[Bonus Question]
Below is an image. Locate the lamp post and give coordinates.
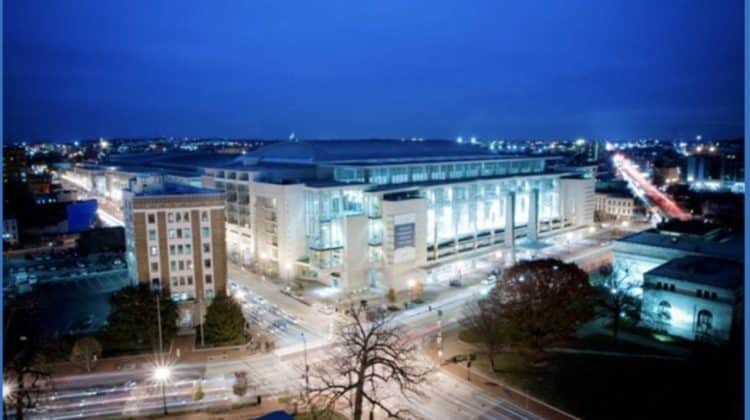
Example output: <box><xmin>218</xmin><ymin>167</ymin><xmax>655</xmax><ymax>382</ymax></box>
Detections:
<box><xmin>407</xmin><ymin>279</ymin><xmax>416</xmax><ymax>302</ymax></box>
<box><xmin>301</xmin><ymin>333</ymin><xmax>309</xmax><ymax>396</ymax></box>
<box><xmin>3</xmin><ymin>382</ymin><xmax>12</xmax><ymax>420</ymax></box>
<box><xmin>153</xmin><ymin>366</ymin><xmax>171</xmax><ymax>415</ymax></box>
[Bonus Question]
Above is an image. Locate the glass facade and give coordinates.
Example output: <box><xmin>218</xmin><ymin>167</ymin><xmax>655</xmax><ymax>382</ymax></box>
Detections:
<box><xmin>331</xmin><ymin>158</ymin><xmax>547</xmax><ymax>185</ymax></box>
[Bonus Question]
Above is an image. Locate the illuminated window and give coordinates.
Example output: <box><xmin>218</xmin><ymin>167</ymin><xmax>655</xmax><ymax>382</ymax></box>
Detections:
<box><xmin>696</xmin><ymin>310</ymin><xmax>712</xmax><ymax>334</ymax></box>
<box><xmin>149</xmin><ymin>246</ymin><xmax>158</xmax><ymax>256</ymax></box>
<box><xmin>657</xmin><ymin>301</ymin><xmax>671</xmax><ymax>322</ymax></box>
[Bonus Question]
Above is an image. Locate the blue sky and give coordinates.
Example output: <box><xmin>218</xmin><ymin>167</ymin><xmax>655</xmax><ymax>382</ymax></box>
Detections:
<box><xmin>3</xmin><ymin>0</ymin><xmax>744</xmax><ymax>142</ymax></box>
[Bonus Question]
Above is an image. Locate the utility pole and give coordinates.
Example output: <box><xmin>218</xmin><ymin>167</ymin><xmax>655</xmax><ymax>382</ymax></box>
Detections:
<box><xmin>199</xmin><ymin>299</ymin><xmax>205</xmax><ymax>348</ymax></box>
<box><xmin>301</xmin><ymin>332</ymin><xmax>309</xmax><ymax>396</ymax></box>
<box><xmin>156</xmin><ymin>292</ymin><xmax>163</xmax><ymax>354</ymax></box>
<box><xmin>437</xmin><ymin>309</ymin><xmax>444</xmax><ymax>361</ymax></box>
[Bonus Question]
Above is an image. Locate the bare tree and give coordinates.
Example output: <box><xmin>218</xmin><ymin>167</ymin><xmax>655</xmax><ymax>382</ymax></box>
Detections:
<box><xmin>4</xmin><ymin>297</ymin><xmax>53</xmax><ymax>419</ymax></box>
<box><xmin>461</xmin><ymin>292</ymin><xmax>515</xmax><ymax>371</ymax></box>
<box><xmin>308</xmin><ymin>304</ymin><xmax>431</xmax><ymax>420</ymax></box>
<box><xmin>598</xmin><ymin>261</ymin><xmax>641</xmax><ymax>340</ymax></box>
<box><xmin>70</xmin><ymin>336</ymin><xmax>102</xmax><ymax>373</ymax></box>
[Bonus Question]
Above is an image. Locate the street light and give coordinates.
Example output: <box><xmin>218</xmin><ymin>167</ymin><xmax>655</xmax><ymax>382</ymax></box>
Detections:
<box><xmin>407</xmin><ymin>279</ymin><xmax>416</xmax><ymax>302</ymax></box>
<box><xmin>153</xmin><ymin>366</ymin><xmax>171</xmax><ymax>415</ymax></box>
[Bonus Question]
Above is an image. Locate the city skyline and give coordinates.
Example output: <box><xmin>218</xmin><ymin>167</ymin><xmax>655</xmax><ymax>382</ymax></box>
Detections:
<box><xmin>4</xmin><ymin>0</ymin><xmax>745</xmax><ymax>142</ymax></box>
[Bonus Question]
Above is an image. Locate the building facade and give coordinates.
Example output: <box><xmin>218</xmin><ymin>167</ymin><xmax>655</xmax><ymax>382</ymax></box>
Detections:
<box><xmin>594</xmin><ymin>192</ymin><xmax>636</xmax><ymax>220</ymax></box>
<box><xmin>123</xmin><ymin>179</ymin><xmax>227</xmax><ymax>328</ymax></box>
<box><xmin>640</xmin><ymin>256</ymin><xmax>742</xmax><ymax>343</ymax></box>
<box><xmin>203</xmin><ymin>140</ymin><xmax>596</xmax><ymax>293</ymax></box>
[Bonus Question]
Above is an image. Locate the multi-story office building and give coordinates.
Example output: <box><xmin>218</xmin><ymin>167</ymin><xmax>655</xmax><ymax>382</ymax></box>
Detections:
<box><xmin>123</xmin><ymin>178</ymin><xmax>227</xmax><ymax>328</ymax></box>
<box><xmin>686</xmin><ymin>147</ymin><xmax>744</xmax><ymax>193</ymax></box>
<box><xmin>202</xmin><ymin>140</ymin><xmax>595</xmax><ymax>292</ymax></box>
<box><xmin>595</xmin><ymin>192</ymin><xmax>636</xmax><ymax>221</ymax></box>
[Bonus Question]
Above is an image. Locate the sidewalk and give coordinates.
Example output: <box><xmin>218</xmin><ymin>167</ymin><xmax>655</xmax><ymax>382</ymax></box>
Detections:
<box><xmin>426</xmin><ymin>330</ymin><xmax>579</xmax><ymax>420</ymax></box>
<box><xmin>47</xmin><ymin>332</ymin><xmax>260</xmax><ymax>378</ymax></box>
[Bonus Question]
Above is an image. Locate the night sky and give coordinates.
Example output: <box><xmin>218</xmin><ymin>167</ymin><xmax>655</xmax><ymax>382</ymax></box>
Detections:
<box><xmin>3</xmin><ymin>0</ymin><xmax>744</xmax><ymax>142</ymax></box>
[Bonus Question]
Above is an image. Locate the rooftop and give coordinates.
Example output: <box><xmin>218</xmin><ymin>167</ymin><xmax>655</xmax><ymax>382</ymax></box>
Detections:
<box><xmin>656</xmin><ymin>220</ymin><xmax>722</xmax><ymax>237</ymax></box>
<box><xmin>130</xmin><ymin>182</ymin><xmax>223</xmax><ymax>197</ymax></box>
<box><xmin>645</xmin><ymin>256</ymin><xmax>743</xmax><ymax>290</ymax></box>
<box><xmin>616</xmin><ymin>228</ymin><xmax>743</xmax><ymax>262</ymax></box>
<box><xmin>237</xmin><ymin>140</ymin><xmax>545</xmax><ymax>166</ymax></box>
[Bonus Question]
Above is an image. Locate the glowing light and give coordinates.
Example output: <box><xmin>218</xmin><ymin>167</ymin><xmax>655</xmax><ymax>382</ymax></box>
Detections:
<box><xmin>709</xmin><ymin>146</ymin><xmax>716</xmax><ymax>152</ymax></box>
<box><xmin>3</xmin><ymin>383</ymin><xmax>11</xmax><ymax>399</ymax></box>
<box><xmin>575</xmin><ymin>138</ymin><xmax>586</xmax><ymax>146</ymax></box>
<box><xmin>153</xmin><ymin>366</ymin><xmax>171</xmax><ymax>382</ymax></box>
<box><xmin>588</xmin><ymin>226</ymin><xmax>596</xmax><ymax>234</ymax></box>
<box><xmin>407</xmin><ymin>279</ymin><xmax>416</xmax><ymax>288</ymax></box>
<box><xmin>456</xmin><ymin>136</ymin><xmax>464</xmax><ymax>144</ymax></box>
<box><xmin>470</xmin><ymin>136</ymin><xmax>477</xmax><ymax>144</ymax></box>
<box><xmin>494</xmin><ymin>251</ymin><xmax>503</xmax><ymax>259</ymax></box>
<box><xmin>284</xmin><ymin>262</ymin><xmax>293</xmax><ymax>271</ymax></box>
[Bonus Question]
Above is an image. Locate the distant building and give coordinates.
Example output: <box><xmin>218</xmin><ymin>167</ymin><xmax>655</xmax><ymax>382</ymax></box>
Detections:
<box><xmin>3</xmin><ymin>218</ymin><xmax>19</xmax><ymax>245</ymax></box>
<box><xmin>641</xmin><ymin>256</ymin><xmax>742</xmax><ymax>343</ymax></box>
<box><xmin>686</xmin><ymin>148</ymin><xmax>744</xmax><ymax>193</ymax></box>
<box><xmin>595</xmin><ymin>192</ymin><xmax>636</xmax><ymax>221</ymax></box>
<box><xmin>3</xmin><ymin>146</ymin><xmax>27</xmax><ymax>184</ymax></box>
<box><xmin>123</xmin><ymin>178</ymin><xmax>227</xmax><ymax>329</ymax></box>
<box><xmin>613</xmin><ymin>220</ymin><xmax>743</xmax><ymax>292</ymax></box>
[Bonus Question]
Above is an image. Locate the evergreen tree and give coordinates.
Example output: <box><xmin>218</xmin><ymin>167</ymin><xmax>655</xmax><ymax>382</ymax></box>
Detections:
<box><xmin>203</xmin><ymin>292</ymin><xmax>246</xmax><ymax>345</ymax></box>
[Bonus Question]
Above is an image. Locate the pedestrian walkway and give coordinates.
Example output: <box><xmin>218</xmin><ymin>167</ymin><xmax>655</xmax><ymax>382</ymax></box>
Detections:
<box><xmin>425</xmin><ymin>329</ymin><xmax>579</xmax><ymax>420</ymax></box>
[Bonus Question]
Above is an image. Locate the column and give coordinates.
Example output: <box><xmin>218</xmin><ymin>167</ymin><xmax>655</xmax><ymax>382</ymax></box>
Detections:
<box><xmin>504</xmin><ymin>192</ymin><xmax>515</xmax><ymax>260</ymax></box>
<box><xmin>528</xmin><ymin>188</ymin><xmax>539</xmax><ymax>242</ymax></box>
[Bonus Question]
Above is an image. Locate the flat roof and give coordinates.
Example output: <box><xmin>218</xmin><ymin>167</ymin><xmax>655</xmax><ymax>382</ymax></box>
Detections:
<box><xmin>237</xmin><ymin>140</ymin><xmax>552</xmax><ymax>165</ymax></box>
<box><xmin>130</xmin><ymin>182</ymin><xmax>222</xmax><ymax>197</ymax></box>
<box><xmin>616</xmin><ymin>229</ymin><xmax>743</xmax><ymax>261</ymax></box>
<box><xmin>645</xmin><ymin>256</ymin><xmax>743</xmax><ymax>290</ymax></box>
<box><xmin>365</xmin><ymin>169</ymin><xmax>568</xmax><ymax>193</ymax></box>
<box><xmin>656</xmin><ymin>220</ymin><xmax>721</xmax><ymax>237</ymax></box>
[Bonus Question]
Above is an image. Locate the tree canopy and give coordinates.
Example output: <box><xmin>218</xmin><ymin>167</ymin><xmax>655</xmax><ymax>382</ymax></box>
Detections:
<box><xmin>496</xmin><ymin>258</ymin><xmax>594</xmax><ymax>352</ymax></box>
<box><xmin>203</xmin><ymin>292</ymin><xmax>246</xmax><ymax>346</ymax></box>
<box><xmin>100</xmin><ymin>284</ymin><xmax>178</xmax><ymax>354</ymax></box>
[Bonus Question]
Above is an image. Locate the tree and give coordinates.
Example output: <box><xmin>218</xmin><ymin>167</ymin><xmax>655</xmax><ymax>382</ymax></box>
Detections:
<box><xmin>413</xmin><ymin>282</ymin><xmax>424</xmax><ymax>300</ymax></box>
<box><xmin>233</xmin><ymin>372</ymin><xmax>249</xmax><ymax>397</ymax></box>
<box><xmin>101</xmin><ymin>284</ymin><xmax>178</xmax><ymax>354</ymax></box>
<box><xmin>496</xmin><ymin>259</ymin><xmax>594</xmax><ymax>353</ymax></box>
<box><xmin>4</xmin><ymin>298</ymin><xmax>52</xmax><ymax>420</ymax></box>
<box><xmin>598</xmin><ymin>261</ymin><xmax>641</xmax><ymax>340</ymax></box>
<box><xmin>203</xmin><ymin>292</ymin><xmax>246</xmax><ymax>346</ymax></box>
<box><xmin>462</xmin><ymin>293</ymin><xmax>517</xmax><ymax>371</ymax></box>
<box><xmin>192</xmin><ymin>381</ymin><xmax>205</xmax><ymax>401</ymax></box>
<box><xmin>69</xmin><ymin>336</ymin><xmax>102</xmax><ymax>373</ymax></box>
<box><xmin>386</xmin><ymin>288</ymin><xmax>397</xmax><ymax>304</ymax></box>
<box><xmin>308</xmin><ymin>303</ymin><xmax>431</xmax><ymax>420</ymax></box>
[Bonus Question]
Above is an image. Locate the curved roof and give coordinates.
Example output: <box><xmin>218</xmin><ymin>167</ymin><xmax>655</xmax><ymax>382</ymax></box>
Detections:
<box><xmin>238</xmin><ymin>140</ymin><xmax>524</xmax><ymax>165</ymax></box>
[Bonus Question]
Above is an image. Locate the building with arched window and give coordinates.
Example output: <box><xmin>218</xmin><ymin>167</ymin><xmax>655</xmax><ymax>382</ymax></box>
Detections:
<box><xmin>641</xmin><ymin>256</ymin><xmax>742</xmax><ymax>343</ymax></box>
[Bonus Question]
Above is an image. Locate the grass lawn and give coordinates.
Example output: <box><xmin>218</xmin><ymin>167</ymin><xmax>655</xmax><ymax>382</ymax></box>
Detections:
<box><xmin>458</xmin><ymin>328</ymin><xmax>482</xmax><ymax>343</ymax></box>
<box><xmin>466</xmin><ymin>339</ymin><xmax>742</xmax><ymax>419</ymax></box>
<box><xmin>567</xmin><ymin>333</ymin><xmax>670</xmax><ymax>355</ymax></box>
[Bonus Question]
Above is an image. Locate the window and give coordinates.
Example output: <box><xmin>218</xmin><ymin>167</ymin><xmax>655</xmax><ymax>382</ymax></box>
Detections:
<box><xmin>175</xmin><ymin>212</ymin><xmax>181</xmax><ymax>222</ymax></box>
<box><xmin>178</xmin><ymin>261</ymin><xmax>185</xmax><ymax>270</ymax></box>
<box><xmin>171</xmin><ymin>261</ymin><xmax>177</xmax><ymax>271</ymax></box>
<box><xmin>184</xmin><ymin>212</ymin><xmax>190</xmax><ymax>221</ymax></box>
<box><xmin>203</xmin><ymin>243</ymin><xmax>210</xmax><ymax>253</ymax></box>
<box><xmin>149</xmin><ymin>246</ymin><xmax>158</xmax><ymax>256</ymax></box>
<box><xmin>696</xmin><ymin>310</ymin><xmax>713</xmax><ymax>334</ymax></box>
<box><xmin>184</xmin><ymin>228</ymin><xmax>191</xmax><ymax>239</ymax></box>
<box><xmin>167</xmin><ymin>212</ymin><xmax>174</xmax><ymax>223</ymax></box>
<box><xmin>169</xmin><ymin>245</ymin><xmax>176</xmax><ymax>256</ymax></box>
<box><xmin>201</xmin><ymin>227</ymin><xmax>210</xmax><ymax>237</ymax></box>
<box><xmin>179</xmin><ymin>276</ymin><xmax>185</xmax><ymax>286</ymax></box>
<box><xmin>185</xmin><ymin>244</ymin><xmax>192</xmax><ymax>254</ymax></box>
<box><xmin>151</xmin><ymin>262</ymin><xmax>159</xmax><ymax>272</ymax></box>
<box><xmin>204</xmin><ymin>259</ymin><xmax>211</xmax><ymax>269</ymax></box>
<box><xmin>669</xmin><ymin>284</ymin><xmax>675</xmax><ymax>292</ymax></box>
<box><xmin>205</xmin><ymin>274</ymin><xmax>212</xmax><ymax>284</ymax></box>
<box><xmin>187</xmin><ymin>276</ymin><xmax>193</xmax><ymax>285</ymax></box>
<box><xmin>201</xmin><ymin>211</ymin><xmax>208</xmax><ymax>222</ymax></box>
<box><xmin>656</xmin><ymin>282</ymin><xmax>662</xmax><ymax>290</ymax></box>
<box><xmin>696</xmin><ymin>289</ymin><xmax>703</xmax><ymax>297</ymax></box>
<box><xmin>657</xmin><ymin>301</ymin><xmax>671</xmax><ymax>322</ymax></box>
<box><xmin>205</xmin><ymin>289</ymin><xmax>214</xmax><ymax>299</ymax></box>
<box><xmin>171</xmin><ymin>276</ymin><xmax>178</xmax><ymax>286</ymax></box>
<box><xmin>711</xmin><ymin>292</ymin><xmax>718</xmax><ymax>300</ymax></box>
<box><xmin>148</xmin><ymin>230</ymin><xmax>156</xmax><ymax>241</ymax></box>
<box><xmin>177</xmin><ymin>229</ymin><xmax>183</xmax><ymax>239</ymax></box>
<box><xmin>177</xmin><ymin>245</ymin><xmax>184</xmax><ymax>254</ymax></box>
<box><xmin>186</xmin><ymin>261</ymin><xmax>193</xmax><ymax>271</ymax></box>
<box><xmin>168</xmin><ymin>229</ymin><xmax>176</xmax><ymax>239</ymax></box>
<box><xmin>148</xmin><ymin>214</ymin><xmax>155</xmax><ymax>224</ymax></box>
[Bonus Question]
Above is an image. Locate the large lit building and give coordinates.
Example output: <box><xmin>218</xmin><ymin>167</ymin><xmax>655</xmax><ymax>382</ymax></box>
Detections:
<box><xmin>123</xmin><ymin>178</ymin><xmax>227</xmax><ymax>328</ymax></box>
<box><xmin>686</xmin><ymin>145</ymin><xmax>744</xmax><ymax>193</ymax></box>
<box><xmin>202</xmin><ymin>140</ymin><xmax>595</xmax><ymax>292</ymax></box>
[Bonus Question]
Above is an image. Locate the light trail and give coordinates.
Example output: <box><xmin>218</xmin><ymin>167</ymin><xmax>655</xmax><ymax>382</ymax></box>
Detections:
<box><xmin>613</xmin><ymin>154</ymin><xmax>690</xmax><ymax>220</ymax></box>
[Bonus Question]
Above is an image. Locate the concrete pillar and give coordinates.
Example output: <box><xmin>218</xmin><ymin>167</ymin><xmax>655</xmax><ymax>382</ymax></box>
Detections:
<box><xmin>528</xmin><ymin>188</ymin><xmax>539</xmax><ymax>242</ymax></box>
<box><xmin>504</xmin><ymin>192</ymin><xmax>515</xmax><ymax>261</ymax></box>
